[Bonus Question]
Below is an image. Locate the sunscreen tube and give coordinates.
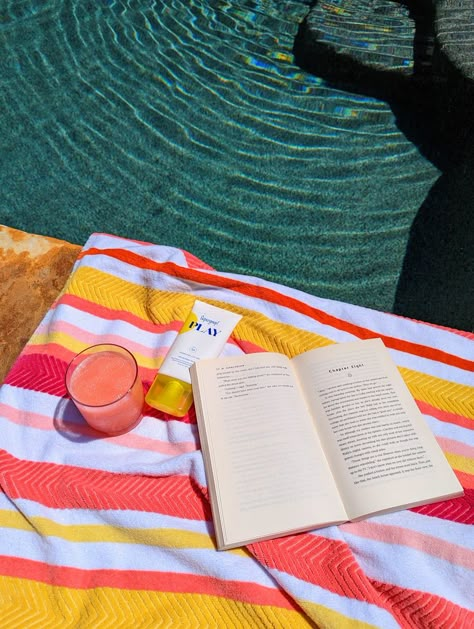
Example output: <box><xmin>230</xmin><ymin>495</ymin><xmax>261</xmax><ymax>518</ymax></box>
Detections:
<box><xmin>146</xmin><ymin>300</ymin><xmax>242</xmax><ymax>417</ymax></box>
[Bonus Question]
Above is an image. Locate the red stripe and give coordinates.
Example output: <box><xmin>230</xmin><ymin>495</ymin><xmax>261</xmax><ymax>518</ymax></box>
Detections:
<box><xmin>417</xmin><ymin>400</ymin><xmax>473</xmax><ymax>430</ymax></box>
<box><xmin>0</xmin><ymin>450</ymin><xmax>210</xmax><ymax>520</ymax></box>
<box><xmin>80</xmin><ymin>248</ymin><xmax>474</xmax><ymax>372</ymax></box>
<box><xmin>20</xmin><ymin>345</ymin><xmax>159</xmax><ymax>385</ymax></box>
<box><xmin>250</xmin><ymin>533</ymin><xmax>383</xmax><ymax>603</ymax></box>
<box><xmin>371</xmin><ymin>577</ymin><xmax>473</xmax><ymax>628</ymax></box>
<box><xmin>1</xmin><ymin>557</ymin><xmax>297</xmax><ymax>610</ymax></box>
<box><xmin>412</xmin><ymin>488</ymin><xmax>474</xmax><ymax>522</ymax></box>
<box><xmin>454</xmin><ymin>470</ymin><xmax>474</xmax><ymax>490</ymax></box>
<box><xmin>5</xmin><ymin>352</ymin><xmax>68</xmax><ymax>397</ymax></box>
<box><xmin>22</xmin><ymin>342</ymin><xmax>75</xmax><ymax>365</ymax></box>
<box><xmin>4</xmin><ymin>352</ymin><xmax>196</xmax><ymax>424</ymax></box>
<box><xmin>249</xmin><ymin>533</ymin><xmax>414</xmax><ymax>628</ymax></box>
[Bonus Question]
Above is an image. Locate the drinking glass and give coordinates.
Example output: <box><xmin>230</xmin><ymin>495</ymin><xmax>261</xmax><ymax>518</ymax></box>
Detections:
<box><xmin>65</xmin><ymin>343</ymin><xmax>144</xmax><ymax>435</ymax></box>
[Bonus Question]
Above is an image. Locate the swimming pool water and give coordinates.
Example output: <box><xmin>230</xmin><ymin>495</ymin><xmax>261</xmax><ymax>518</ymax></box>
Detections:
<box><xmin>0</xmin><ymin>0</ymin><xmax>439</xmax><ymax>315</ymax></box>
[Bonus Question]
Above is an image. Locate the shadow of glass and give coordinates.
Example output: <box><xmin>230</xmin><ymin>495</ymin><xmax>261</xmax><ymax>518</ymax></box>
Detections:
<box><xmin>53</xmin><ymin>397</ymin><xmax>110</xmax><ymax>443</ymax></box>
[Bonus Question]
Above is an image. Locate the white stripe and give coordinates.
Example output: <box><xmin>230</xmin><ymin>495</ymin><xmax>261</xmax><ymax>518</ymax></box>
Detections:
<box><xmin>0</xmin><ymin>385</ymin><xmax>199</xmax><ymax>445</ymax></box>
<box><xmin>0</xmin><ymin>423</ymin><xmax>206</xmax><ymax>485</ymax></box>
<box><xmin>83</xmin><ymin>233</ymin><xmax>191</xmax><ymax>268</ymax></box>
<box><xmin>424</xmin><ymin>414</ymin><xmax>474</xmax><ymax>447</ymax></box>
<box><xmin>0</xmin><ymin>527</ymin><xmax>277</xmax><ymax>587</ymax></box>
<box><xmin>272</xmin><ymin>569</ymin><xmax>400</xmax><ymax>629</ymax></box>
<box><xmin>389</xmin><ymin>347</ymin><xmax>473</xmax><ymax>386</ymax></box>
<box><xmin>0</xmin><ymin>494</ymin><xmax>210</xmax><ymax>534</ymax></box>
<box><xmin>341</xmin><ymin>530</ymin><xmax>474</xmax><ymax>610</ymax></box>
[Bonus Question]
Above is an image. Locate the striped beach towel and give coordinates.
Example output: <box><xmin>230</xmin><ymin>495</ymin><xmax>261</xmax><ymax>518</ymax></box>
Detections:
<box><xmin>1</xmin><ymin>232</ymin><xmax>472</xmax><ymax>628</ymax></box>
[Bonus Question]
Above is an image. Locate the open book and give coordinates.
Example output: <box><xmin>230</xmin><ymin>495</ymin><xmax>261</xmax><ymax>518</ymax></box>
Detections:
<box><xmin>190</xmin><ymin>338</ymin><xmax>463</xmax><ymax>550</ymax></box>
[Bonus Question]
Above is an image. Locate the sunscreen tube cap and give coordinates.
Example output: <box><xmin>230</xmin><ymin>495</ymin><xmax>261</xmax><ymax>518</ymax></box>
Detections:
<box><xmin>145</xmin><ymin>373</ymin><xmax>193</xmax><ymax>417</ymax></box>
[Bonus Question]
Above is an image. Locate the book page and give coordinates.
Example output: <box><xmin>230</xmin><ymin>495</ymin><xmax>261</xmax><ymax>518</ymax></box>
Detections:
<box><xmin>192</xmin><ymin>352</ymin><xmax>347</xmax><ymax>549</ymax></box>
<box><xmin>293</xmin><ymin>339</ymin><xmax>463</xmax><ymax>519</ymax></box>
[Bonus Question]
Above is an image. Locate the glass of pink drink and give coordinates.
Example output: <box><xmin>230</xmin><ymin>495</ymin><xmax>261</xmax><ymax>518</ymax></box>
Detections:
<box><xmin>65</xmin><ymin>344</ymin><xmax>144</xmax><ymax>435</ymax></box>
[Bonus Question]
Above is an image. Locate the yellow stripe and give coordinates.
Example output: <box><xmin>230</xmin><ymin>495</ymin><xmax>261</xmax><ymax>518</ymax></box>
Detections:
<box><xmin>0</xmin><ymin>510</ymin><xmax>249</xmax><ymax>555</ymax></box>
<box><xmin>400</xmin><ymin>367</ymin><xmax>474</xmax><ymax>419</ymax></box>
<box><xmin>301</xmin><ymin>599</ymin><xmax>380</xmax><ymax>629</ymax></box>
<box><xmin>446</xmin><ymin>452</ymin><xmax>474</xmax><ymax>476</ymax></box>
<box><xmin>66</xmin><ymin>265</ymin><xmax>335</xmax><ymax>356</ymax></box>
<box><xmin>46</xmin><ymin>266</ymin><xmax>474</xmax><ymax>417</ymax></box>
<box><xmin>0</xmin><ymin>576</ymin><xmax>314</xmax><ymax>628</ymax></box>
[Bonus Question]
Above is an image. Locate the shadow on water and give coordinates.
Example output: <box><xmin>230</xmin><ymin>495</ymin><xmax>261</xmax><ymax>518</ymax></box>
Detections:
<box><xmin>293</xmin><ymin>0</ymin><xmax>473</xmax><ymax>331</ymax></box>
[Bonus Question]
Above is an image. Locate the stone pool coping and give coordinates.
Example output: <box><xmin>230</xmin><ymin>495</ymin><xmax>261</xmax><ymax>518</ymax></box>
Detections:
<box><xmin>0</xmin><ymin>225</ymin><xmax>81</xmax><ymax>383</ymax></box>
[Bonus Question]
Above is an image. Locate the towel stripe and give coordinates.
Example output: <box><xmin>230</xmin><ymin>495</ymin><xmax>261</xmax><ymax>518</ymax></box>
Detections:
<box><xmin>369</xmin><ymin>578</ymin><xmax>473</xmax><ymax>628</ymax></box>
<box><xmin>0</xmin><ymin>402</ymin><xmax>197</xmax><ymax>455</ymax></box>
<box><xmin>1</xmin><ymin>557</ymin><xmax>292</xmax><ymax>607</ymax></box>
<box><xmin>339</xmin><ymin>521</ymin><xmax>474</xmax><ymax>570</ymax></box>
<box><xmin>0</xmin><ymin>574</ymin><xmax>311</xmax><ymax>626</ymax></box>
<box><xmin>0</xmin><ymin>450</ymin><xmax>209</xmax><ymax>519</ymax></box>
<box><xmin>80</xmin><ymin>247</ymin><xmax>474</xmax><ymax>372</ymax></box>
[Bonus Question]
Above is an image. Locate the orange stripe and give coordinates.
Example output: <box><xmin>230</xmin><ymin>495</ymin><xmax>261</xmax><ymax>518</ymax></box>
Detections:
<box><xmin>80</xmin><ymin>248</ymin><xmax>474</xmax><ymax>372</ymax></box>
<box><xmin>0</xmin><ymin>450</ymin><xmax>209</xmax><ymax>519</ymax></box>
<box><xmin>1</xmin><ymin>556</ymin><xmax>296</xmax><ymax>610</ymax></box>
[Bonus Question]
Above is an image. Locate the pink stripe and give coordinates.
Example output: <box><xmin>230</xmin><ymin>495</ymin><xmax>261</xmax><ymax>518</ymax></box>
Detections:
<box><xmin>0</xmin><ymin>402</ymin><xmax>55</xmax><ymax>430</ymax></box>
<box><xmin>0</xmin><ymin>402</ymin><xmax>197</xmax><ymax>455</ymax></box>
<box><xmin>438</xmin><ymin>436</ymin><xmax>474</xmax><ymax>459</ymax></box>
<box><xmin>33</xmin><ymin>320</ymin><xmax>166</xmax><ymax>360</ymax></box>
<box><xmin>101</xmin><ymin>426</ymin><xmax>197</xmax><ymax>454</ymax></box>
<box><xmin>50</xmin><ymin>294</ymin><xmax>184</xmax><ymax>334</ymax></box>
<box><xmin>38</xmin><ymin>305</ymin><xmax>183</xmax><ymax>337</ymax></box>
<box><xmin>340</xmin><ymin>521</ymin><xmax>474</xmax><ymax>570</ymax></box>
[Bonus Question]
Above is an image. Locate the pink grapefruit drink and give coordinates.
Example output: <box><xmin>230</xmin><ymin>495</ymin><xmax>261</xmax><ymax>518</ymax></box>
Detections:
<box><xmin>65</xmin><ymin>344</ymin><xmax>144</xmax><ymax>435</ymax></box>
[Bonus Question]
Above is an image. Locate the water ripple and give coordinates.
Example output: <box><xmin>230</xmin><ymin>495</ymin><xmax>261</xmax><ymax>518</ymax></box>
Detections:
<box><xmin>0</xmin><ymin>0</ymin><xmax>439</xmax><ymax>312</ymax></box>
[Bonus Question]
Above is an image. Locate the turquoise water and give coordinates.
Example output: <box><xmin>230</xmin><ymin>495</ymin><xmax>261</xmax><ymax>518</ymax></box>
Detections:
<box><xmin>0</xmin><ymin>0</ymin><xmax>439</xmax><ymax>314</ymax></box>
